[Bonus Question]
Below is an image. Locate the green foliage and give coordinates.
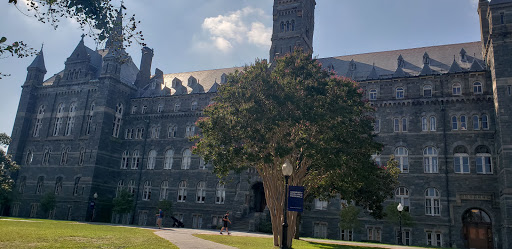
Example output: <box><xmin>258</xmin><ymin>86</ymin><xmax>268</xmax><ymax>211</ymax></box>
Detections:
<box><xmin>156</xmin><ymin>200</ymin><xmax>173</xmax><ymax>217</ymax></box>
<box><xmin>339</xmin><ymin>205</ymin><xmax>361</xmax><ymax>230</ymax></box>
<box><xmin>112</xmin><ymin>189</ymin><xmax>133</xmax><ymax>214</ymax></box>
<box><xmin>0</xmin><ymin>133</ymin><xmax>19</xmax><ymax>206</ymax></box>
<box><xmin>194</xmin><ymin>50</ymin><xmax>399</xmax><ymax>218</ymax></box>
<box><xmin>40</xmin><ymin>192</ymin><xmax>56</xmax><ymax>215</ymax></box>
<box><xmin>384</xmin><ymin>202</ymin><xmax>414</xmax><ymax>227</ymax></box>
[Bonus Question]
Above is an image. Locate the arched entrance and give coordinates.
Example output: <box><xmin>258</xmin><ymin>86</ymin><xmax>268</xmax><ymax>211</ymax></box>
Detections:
<box><xmin>462</xmin><ymin>208</ymin><xmax>493</xmax><ymax>249</ymax></box>
<box><xmin>251</xmin><ymin>182</ymin><xmax>266</xmax><ymax>212</ymax></box>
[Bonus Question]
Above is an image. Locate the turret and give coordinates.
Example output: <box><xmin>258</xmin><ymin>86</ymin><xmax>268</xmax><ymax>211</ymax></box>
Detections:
<box><xmin>134</xmin><ymin>47</ymin><xmax>154</xmax><ymax>89</ymax></box>
<box><xmin>478</xmin><ymin>0</ymin><xmax>490</xmax><ymax>53</ymax></box>
<box><xmin>25</xmin><ymin>46</ymin><xmax>46</xmax><ymax>86</ymax></box>
<box><xmin>101</xmin><ymin>7</ymin><xmax>125</xmax><ymax>80</ymax></box>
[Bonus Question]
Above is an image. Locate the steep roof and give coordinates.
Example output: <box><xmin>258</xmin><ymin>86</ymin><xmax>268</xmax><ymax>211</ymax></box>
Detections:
<box><xmin>28</xmin><ymin>48</ymin><xmax>46</xmax><ymax>73</ymax></box>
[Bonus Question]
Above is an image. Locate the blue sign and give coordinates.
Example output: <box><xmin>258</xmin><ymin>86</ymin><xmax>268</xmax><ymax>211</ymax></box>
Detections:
<box><xmin>288</xmin><ymin>186</ymin><xmax>305</xmax><ymax>213</ymax></box>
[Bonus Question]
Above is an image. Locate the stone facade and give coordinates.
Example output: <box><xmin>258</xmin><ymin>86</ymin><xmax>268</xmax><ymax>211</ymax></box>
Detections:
<box><xmin>6</xmin><ymin>0</ymin><xmax>512</xmax><ymax>248</ymax></box>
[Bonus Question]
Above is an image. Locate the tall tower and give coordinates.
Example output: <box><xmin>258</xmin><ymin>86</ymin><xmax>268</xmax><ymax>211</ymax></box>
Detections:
<box><xmin>269</xmin><ymin>0</ymin><xmax>316</xmax><ymax>62</ymax></box>
<box><xmin>479</xmin><ymin>1</ymin><xmax>512</xmax><ymax>248</ymax></box>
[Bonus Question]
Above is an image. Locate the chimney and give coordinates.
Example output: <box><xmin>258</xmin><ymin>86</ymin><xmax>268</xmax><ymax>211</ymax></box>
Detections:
<box><xmin>135</xmin><ymin>47</ymin><xmax>154</xmax><ymax>89</ymax></box>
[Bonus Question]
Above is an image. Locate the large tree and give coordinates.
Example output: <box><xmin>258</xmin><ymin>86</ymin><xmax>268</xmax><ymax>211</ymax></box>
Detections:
<box><xmin>0</xmin><ymin>133</ymin><xmax>19</xmax><ymax>209</ymax></box>
<box><xmin>193</xmin><ymin>50</ymin><xmax>399</xmax><ymax>247</ymax></box>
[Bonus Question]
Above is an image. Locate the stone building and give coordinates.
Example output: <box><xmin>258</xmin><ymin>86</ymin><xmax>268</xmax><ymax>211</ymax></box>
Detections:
<box><xmin>5</xmin><ymin>0</ymin><xmax>512</xmax><ymax>248</ymax></box>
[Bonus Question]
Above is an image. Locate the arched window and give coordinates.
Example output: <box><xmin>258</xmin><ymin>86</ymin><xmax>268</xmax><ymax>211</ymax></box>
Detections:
<box><xmin>395</xmin><ymin>187</ymin><xmax>410</xmax><ymax>211</ymax></box>
<box><xmin>150</xmin><ymin>126</ymin><xmax>160</xmax><ymax>139</ymax></box>
<box><xmin>423</xmin><ymin>85</ymin><xmax>432</xmax><ymax>97</ymax></box>
<box><xmin>473</xmin><ymin>82</ymin><xmax>482</xmax><ymax>94</ymax></box>
<box><xmin>116</xmin><ymin>180</ymin><xmax>124</xmax><ymax>197</ymax></box>
<box><xmin>35</xmin><ymin>176</ymin><xmax>44</xmax><ymax>194</ymax></box>
<box><xmin>85</xmin><ymin>102</ymin><xmax>95</xmax><ymax>135</ymax></box>
<box><xmin>430</xmin><ymin>116</ymin><xmax>436</xmax><ymax>131</ymax></box>
<box><xmin>186</xmin><ymin>125</ymin><xmax>195</xmax><ymax>137</ymax></box>
<box><xmin>18</xmin><ymin>176</ymin><xmax>27</xmax><ymax>194</ymax></box>
<box><xmin>168</xmin><ymin>125</ymin><xmax>177</xmax><ymax>138</ymax></box>
<box><xmin>147</xmin><ymin>150</ymin><xmax>157</xmax><ymax>170</ymax></box>
<box><xmin>182</xmin><ymin>149</ymin><xmax>192</xmax><ymax>169</ymax></box>
<box><xmin>178</xmin><ymin>181</ymin><xmax>187</xmax><ymax>202</ymax></box>
<box><xmin>54</xmin><ymin>176</ymin><xmax>63</xmax><ymax>195</ymax></box>
<box><xmin>280</xmin><ymin>21</ymin><xmax>285</xmax><ymax>32</ymax></box>
<box><xmin>33</xmin><ymin>105</ymin><xmax>45</xmax><ymax>137</ymax></box>
<box><xmin>452</xmin><ymin>83</ymin><xmax>462</xmax><ymax>95</ymax></box>
<box><xmin>112</xmin><ymin>103</ymin><xmax>123</xmax><ymax>137</ymax></box>
<box><xmin>142</xmin><ymin>181</ymin><xmax>152</xmax><ymax>201</ymax></box>
<box><xmin>160</xmin><ymin>181</ymin><xmax>169</xmax><ymax>200</ymax></box>
<box><xmin>60</xmin><ymin>147</ymin><xmax>70</xmax><ymax>165</ymax></box>
<box><xmin>460</xmin><ymin>115</ymin><xmax>467</xmax><ymax>130</ymax></box>
<box><xmin>53</xmin><ymin>103</ymin><xmax>65</xmax><ymax>136</ymax></box>
<box><xmin>78</xmin><ymin>147</ymin><xmax>86</xmax><ymax>166</ymax></box>
<box><xmin>452</xmin><ymin>116</ymin><xmax>458</xmax><ymax>130</ymax></box>
<box><xmin>141</xmin><ymin>105</ymin><xmax>148</xmax><ymax>114</ymax></box>
<box><xmin>395</xmin><ymin>147</ymin><xmax>409</xmax><ymax>173</ymax></box>
<box><xmin>157</xmin><ymin>103</ymin><xmax>164</xmax><ymax>113</ymax></box>
<box><xmin>121</xmin><ymin>151</ymin><xmax>130</xmax><ymax>169</ymax></box>
<box><xmin>128</xmin><ymin>180</ymin><xmax>135</xmax><ymax>195</ymax></box>
<box><xmin>421</xmin><ymin>117</ymin><xmax>428</xmax><ymax>131</ymax></box>
<box><xmin>425</xmin><ymin>188</ymin><xmax>441</xmax><ymax>216</ymax></box>
<box><xmin>26</xmin><ymin>150</ymin><xmax>33</xmax><ymax>165</ymax></box>
<box><xmin>131</xmin><ymin>150</ymin><xmax>140</xmax><ymax>169</ymax></box>
<box><xmin>64</xmin><ymin>102</ymin><xmax>77</xmax><ymax>136</ymax></box>
<box><xmin>291</xmin><ymin>20</ymin><xmax>295</xmax><ymax>31</ymax></box>
<box><xmin>473</xmin><ymin>115</ymin><xmax>480</xmax><ymax>130</ymax></box>
<box><xmin>73</xmin><ymin>177</ymin><xmax>81</xmax><ymax>196</ymax></box>
<box><xmin>199</xmin><ymin>158</ymin><xmax>206</xmax><ymax>170</ymax></box>
<box><xmin>286</xmin><ymin>21</ymin><xmax>290</xmax><ymax>31</ymax></box>
<box><xmin>215</xmin><ymin>182</ymin><xmax>226</xmax><ymax>204</ymax></box>
<box><xmin>196</xmin><ymin>181</ymin><xmax>206</xmax><ymax>203</ymax></box>
<box><xmin>482</xmin><ymin>115</ymin><xmax>489</xmax><ymax>130</ymax></box>
<box><xmin>423</xmin><ymin>147</ymin><xmax>438</xmax><ymax>173</ymax></box>
<box><xmin>369</xmin><ymin>89</ymin><xmax>377</xmax><ymax>100</ymax></box>
<box><xmin>191</xmin><ymin>101</ymin><xmax>198</xmax><ymax>111</ymax></box>
<box><xmin>164</xmin><ymin>149</ymin><xmax>174</xmax><ymax>169</ymax></box>
<box><xmin>396</xmin><ymin>87</ymin><xmax>404</xmax><ymax>99</ymax></box>
<box><xmin>454</xmin><ymin>152</ymin><xmax>470</xmax><ymax>173</ymax></box>
<box><xmin>174</xmin><ymin>103</ymin><xmax>181</xmax><ymax>112</ymax></box>
<box><xmin>42</xmin><ymin>147</ymin><xmax>51</xmax><ymax>165</ymax></box>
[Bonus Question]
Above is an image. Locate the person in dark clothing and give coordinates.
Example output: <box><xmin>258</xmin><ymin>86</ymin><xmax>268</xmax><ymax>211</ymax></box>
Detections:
<box><xmin>219</xmin><ymin>211</ymin><xmax>231</xmax><ymax>235</ymax></box>
<box><xmin>156</xmin><ymin>209</ymin><xmax>163</xmax><ymax>229</ymax></box>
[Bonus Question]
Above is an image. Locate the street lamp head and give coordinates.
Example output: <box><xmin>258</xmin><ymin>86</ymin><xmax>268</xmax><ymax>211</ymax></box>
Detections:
<box><xmin>282</xmin><ymin>159</ymin><xmax>293</xmax><ymax>176</ymax></box>
<box><xmin>397</xmin><ymin>202</ymin><xmax>404</xmax><ymax>212</ymax></box>
<box><xmin>93</xmin><ymin>192</ymin><xmax>98</xmax><ymax>199</ymax></box>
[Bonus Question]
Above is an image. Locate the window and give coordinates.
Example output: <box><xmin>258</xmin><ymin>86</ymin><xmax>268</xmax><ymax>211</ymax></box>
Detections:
<box><xmin>454</xmin><ymin>153</ymin><xmax>470</xmax><ymax>173</ymax></box>
<box><xmin>131</xmin><ymin>105</ymin><xmax>137</xmax><ymax>114</ymax></box>
<box><xmin>422</xmin><ymin>117</ymin><xmax>428</xmax><ymax>131</ymax></box>
<box><xmin>199</xmin><ymin>158</ymin><xmax>206</xmax><ymax>170</ymax></box>
<box><xmin>280</xmin><ymin>21</ymin><xmax>285</xmax><ymax>32</ymax></box>
<box><xmin>147</xmin><ymin>150</ymin><xmax>157</xmax><ymax>170</ymax></box>
<box><xmin>369</xmin><ymin>89</ymin><xmax>377</xmax><ymax>100</ymax></box>
<box><xmin>216</xmin><ymin>182</ymin><xmax>226</xmax><ymax>204</ymax></box>
<box><xmin>157</xmin><ymin>103</ymin><xmax>164</xmax><ymax>113</ymax></box>
<box><xmin>30</xmin><ymin>203</ymin><xmax>39</xmax><ymax>218</ymax></box>
<box><xmin>11</xmin><ymin>203</ymin><xmax>20</xmax><ymax>217</ymax></box>
<box><xmin>314</xmin><ymin>222</ymin><xmax>328</xmax><ymax>238</ymax></box>
<box><xmin>371</xmin><ymin>153</ymin><xmax>381</xmax><ymax>167</ymax></box>
<box><xmin>26</xmin><ymin>150</ymin><xmax>33</xmax><ymax>165</ymax></box>
<box><xmin>452</xmin><ymin>116</ymin><xmax>458</xmax><ymax>130</ymax></box>
<box><xmin>141</xmin><ymin>105</ymin><xmax>148</xmax><ymax>114</ymax></box>
<box><xmin>340</xmin><ymin>229</ymin><xmax>353</xmax><ymax>241</ymax></box>
<box><xmin>78</xmin><ymin>147</ymin><xmax>85</xmax><ymax>166</ymax></box>
<box><xmin>425</xmin><ymin>188</ymin><xmax>441</xmax><ymax>216</ymax></box>
<box><xmin>121</xmin><ymin>151</ymin><xmax>130</xmax><ymax>169</ymax></box>
<box><xmin>164</xmin><ymin>150</ymin><xmax>174</xmax><ymax>169</ymax></box>
<box><xmin>291</xmin><ymin>20</ymin><xmax>295</xmax><ymax>31</ymax></box>
<box><xmin>42</xmin><ymin>148</ymin><xmax>51</xmax><ymax>165</ymax></box>
<box><xmin>116</xmin><ymin>180</ymin><xmax>124</xmax><ymax>197</ymax></box>
<box><xmin>452</xmin><ymin>83</ymin><xmax>462</xmax><ymax>95</ymax></box>
<box><xmin>60</xmin><ymin>147</ymin><xmax>70</xmax><ymax>165</ymax></box>
<box><xmin>53</xmin><ymin>103</ymin><xmax>65</xmax><ymax>136</ymax></box>
<box><xmin>212</xmin><ymin>216</ymin><xmax>223</xmax><ymax>227</ymax></box>
<box><xmin>476</xmin><ymin>153</ymin><xmax>492</xmax><ymax>174</ymax></box>
<box><xmin>191</xmin><ymin>101</ymin><xmax>198</xmax><ymax>111</ymax></box>
<box><xmin>314</xmin><ymin>198</ymin><xmax>328</xmax><ymax>210</ymax></box>
<box><xmin>142</xmin><ymin>181</ymin><xmax>151</xmax><ymax>201</ymax></box>
<box><xmin>160</xmin><ymin>181</ymin><xmax>169</xmax><ymax>200</ymax></box>
<box><xmin>394</xmin><ymin>118</ymin><xmax>400</xmax><ymax>132</ymax></box>
<box><xmin>18</xmin><ymin>176</ymin><xmax>26</xmax><ymax>194</ymax></box>
<box><xmin>85</xmin><ymin>103</ymin><xmax>95</xmax><ymax>135</ymax></box>
<box><xmin>196</xmin><ymin>181</ymin><xmax>206</xmax><ymax>203</ymax></box>
<box><xmin>192</xmin><ymin>214</ymin><xmax>203</xmax><ymax>229</ymax></box>
<box><xmin>460</xmin><ymin>116</ymin><xmax>467</xmax><ymax>130</ymax></box>
<box><xmin>395</xmin><ymin>147</ymin><xmax>409</xmax><ymax>173</ymax></box>
<box><xmin>33</xmin><ymin>105</ymin><xmax>45</xmax><ymax>137</ymax></box>
<box><xmin>112</xmin><ymin>103</ymin><xmax>123</xmax><ymax>137</ymax></box>
<box><xmin>482</xmin><ymin>115</ymin><xmax>489</xmax><ymax>130</ymax></box>
<box><xmin>186</xmin><ymin>125</ymin><xmax>195</xmax><ymax>137</ymax></box>
<box><xmin>64</xmin><ymin>102</ymin><xmax>77</xmax><ymax>136</ymax></box>
<box><xmin>128</xmin><ymin>180</ymin><xmax>136</xmax><ymax>195</ymax></box>
<box><xmin>396</xmin><ymin>229</ymin><xmax>411</xmax><ymax>246</ymax></box>
<box><xmin>54</xmin><ymin>177</ymin><xmax>63</xmax><ymax>195</ymax></box>
<box><xmin>395</xmin><ymin>187</ymin><xmax>410</xmax><ymax>211</ymax></box>
<box><xmin>430</xmin><ymin>116</ymin><xmax>436</xmax><ymax>131</ymax></box>
<box><xmin>174</xmin><ymin>103</ymin><xmax>180</xmax><ymax>112</ymax></box>
<box><xmin>374</xmin><ymin>119</ymin><xmax>380</xmax><ymax>133</ymax></box>
<box><xmin>131</xmin><ymin>150</ymin><xmax>140</xmax><ymax>169</ymax></box>
<box><xmin>426</xmin><ymin>231</ymin><xmax>443</xmax><ymax>247</ymax></box>
<box><xmin>423</xmin><ymin>85</ymin><xmax>432</xmax><ymax>97</ymax></box>
<box><xmin>35</xmin><ymin>176</ymin><xmax>44</xmax><ymax>194</ymax></box>
<box><xmin>396</xmin><ymin>87</ymin><xmax>404</xmax><ymax>99</ymax></box>
<box><xmin>473</xmin><ymin>115</ymin><xmax>480</xmax><ymax>130</ymax></box>
<box><xmin>73</xmin><ymin>177</ymin><xmax>81</xmax><ymax>196</ymax></box>
<box><xmin>473</xmin><ymin>82</ymin><xmax>482</xmax><ymax>94</ymax></box>
<box><xmin>178</xmin><ymin>181</ymin><xmax>187</xmax><ymax>202</ymax></box>
<box><xmin>168</xmin><ymin>125</ymin><xmax>177</xmax><ymax>138</ymax></box>
<box><xmin>367</xmin><ymin>226</ymin><xmax>382</xmax><ymax>242</ymax></box>
<box><xmin>182</xmin><ymin>149</ymin><xmax>192</xmax><ymax>169</ymax></box>
<box><xmin>394</xmin><ymin>118</ymin><xmax>407</xmax><ymax>132</ymax></box>
<box><xmin>423</xmin><ymin>147</ymin><xmax>438</xmax><ymax>173</ymax></box>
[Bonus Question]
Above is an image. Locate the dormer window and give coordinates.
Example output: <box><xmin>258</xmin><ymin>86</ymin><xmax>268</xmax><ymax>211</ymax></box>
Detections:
<box><xmin>423</xmin><ymin>85</ymin><xmax>432</xmax><ymax>98</ymax></box>
<box><xmin>423</xmin><ymin>53</ymin><xmax>430</xmax><ymax>65</ymax></box>
<box><xmin>369</xmin><ymin>89</ymin><xmax>377</xmax><ymax>100</ymax></box>
<box><xmin>396</xmin><ymin>87</ymin><xmax>405</xmax><ymax>99</ymax></box>
<box><xmin>460</xmin><ymin>48</ymin><xmax>467</xmax><ymax>62</ymax></box>
<box><xmin>397</xmin><ymin>55</ymin><xmax>405</xmax><ymax>68</ymax></box>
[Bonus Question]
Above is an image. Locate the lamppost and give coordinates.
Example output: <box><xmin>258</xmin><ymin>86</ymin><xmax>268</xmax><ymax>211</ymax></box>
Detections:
<box><xmin>91</xmin><ymin>192</ymin><xmax>98</xmax><ymax>222</ymax></box>
<box><xmin>281</xmin><ymin>159</ymin><xmax>293</xmax><ymax>249</ymax></box>
<box><xmin>397</xmin><ymin>202</ymin><xmax>403</xmax><ymax>245</ymax></box>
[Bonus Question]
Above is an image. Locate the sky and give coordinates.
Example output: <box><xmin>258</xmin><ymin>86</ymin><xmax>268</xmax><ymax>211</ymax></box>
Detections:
<box><xmin>0</xmin><ymin>0</ymin><xmax>482</xmax><ymax>136</ymax></box>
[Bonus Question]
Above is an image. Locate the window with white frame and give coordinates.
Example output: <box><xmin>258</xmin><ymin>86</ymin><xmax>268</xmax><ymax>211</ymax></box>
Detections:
<box><xmin>396</xmin><ymin>87</ymin><xmax>404</xmax><ymax>99</ymax></box>
<box><xmin>26</xmin><ymin>150</ymin><xmax>33</xmax><ymax>165</ymax></box>
<box><xmin>191</xmin><ymin>101</ymin><xmax>198</xmax><ymax>111</ymax></box>
<box><xmin>64</xmin><ymin>102</ymin><xmax>77</xmax><ymax>136</ymax></box>
<box><xmin>121</xmin><ymin>151</ymin><xmax>129</xmax><ymax>169</ymax></box>
<box><xmin>192</xmin><ymin>214</ymin><xmax>203</xmax><ymax>228</ymax></box>
<box><xmin>112</xmin><ymin>103</ymin><xmax>123</xmax><ymax>137</ymax></box>
<box><xmin>54</xmin><ymin>177</ymin><xmax>63</xmax><ymax>195</ymax></box>
<box><xmin>395</xmin><ymin>187</ymin><xmax>410</xmax><ymax>211</ymax></box>
<box><xmin>367</xmin><ymin>226</ymin><xmax>382</xmax><ymax>241</ymax></box>
<box><xmin>42</xmin><ymin>147</ymin><xmax>51</xmax><ymax>165</ymax></box>
<box><xmin>423</xmin><ymin>85</ymin><xmax>432</xmax><ymax>97</ymax></box>
<box><xmin>340</xmin><ymin>229</ymin><xmax>353</xmax><ymax>241</ymax></box>
<box><xmin>476</xmin><ymin>153</ymin><xmax>492</xmax><ymax>174</ymax></box>
<box><xmin>157</xmin><ymin>103</ymin><xmax>164</xmax><ymax>113</ymax></box>
<box><xmin>185</xmin><ymin>125</ymin><xmax>195</xmax><ymax>137</ymax></box>
<box><xmin>116</xmin><ymin>180</ymin><xmax>124</xmax><ymax>197</ymax></box>
<box><xmin>78</xmin><ymin>147</ymin><xmax>85</xmax><ymax>166</ymax></box>
<box><xmin>147</xmin><ymin>150</ymin><xmax>157</xmax><ymax>170</ymax></box>
<box><xmin>422</xmin><ymin>117</ymin><xmax>428</xmax><ymax>131</ymax></box>
<box><xmin>128</xmin><ymin>180</ymin><xmax>135</xmax><ymax>195</ymax></box>
<box><xmin>473</xmin><ymin>82</ymin><xmax>482</xmax><ymax>94</ymax></box>
<box><xmin>396</xmin><ymin>229</ymin><xmax>411</xmax><ymax>246</ymax></box>
<box><xmin>33</xmin><ymin>105</ymin><xmax>45</xmax><ymax>137</ymax></box>
<box><xmin>423</xmin><ymin>147</ymin><xmax>438</xmax><ymax>173</ymax></box>
<box><xmin>313</xmin><ymin>222</ymin><xmax>328</xmax><ymax>238</ymax></box>
<box><xmin>369</xmin><ymin>89</ymin><xmax>377</xmax><ymax>100</ymax></box>
<box><xmin>394</xmin><ymin>118</ymin><xmax>400</xmax><ymax>132</ymax></box>
<box><xmin>18</xmin><ymin>176</ymin><xmax>26</xmax><ymax>194</ymax></box>
<box><xmin>142</xmin><ymin>181</ymin><xmax>151</xmax><ymax>200</ymax></box>
<box><xmin>60</xmin><ymin>147</ymin><xmax>70</xmax><ymax>165</ymax></box>
<box><xmin>451</xmin><ymin>116</ymin><xmax>458</xmax><ymax>130</ymax></box>
<box><xmin>150</xmin><ymin>126</ymin><xmax>160</xmax><ymax>139</ymax></box>
<box><xmin>482</xmin><ymin>115</ymin><xmax>489</xmax><ymax>130</ymax></box>
<box><xmin>178</xmin><ymin>181</ymin><xmax>187</xmax><ymax>202</ymax></box>
<box><xmin>30</xmin><ymin>203</ymin><xmax>39</xmax><ymax>218</ymax></box>
<box><xmin>430</xmin><ymin>116</ymin><xmax>436</xmax><ymax>131</ymax></box>
<box><xmin>160</xmin><ymin>181</ymin><xmax>169</xmax><ymax>200</ymax></box>
<box><xmin>212</xmin><ymin>216</ymin><xmax>223</xmax><ymax>227</ymax></box>
<box><xmin>426</xmin><ymin>231</ymin><xmax>443</xmax><ymax>247</ymax></box>
<box><xmin>85</xmin><ymin>103</ymin><xmax>95</xmax><ymax>136</ymax></box>
<box><xmin>164</xmin><ymin>150</ymin><xmax>174</xmax><ymax>169</ymax></box>
<box><xmin>131</xmin><ymin>105</ymin><xmax>137</xmax><ymax>114</ymax></box>
<box><xmin>452</xmin><ymin>83</ymin><xmax>462</xmax><ymax>95</ymax></box>
<box><xmin>454</xmin><ymin>153</ymin><xmax>470</xmax><ymax>173</ymax></box>
<box><xmin>425</xmin><ymin>188</ymin><xmax>441</xmax><ymax>216</ymax></box>
<box><xmin>182</xmin><ymin>149</ymin><xmax>192</xmax><ymax>169</ymax></box>
<box><xmin>216</xmin><ymin>182</ymin><xmax>226</xmax><ymax>204</ymax></box>
<box><xmin>196</xmin><ymin>181</ymin><xmax>206</xmax><ymax>203</ymax></box>
<box><xmin>73</xmin><ymin>177</ymin><xmax>81</xmax><ymax>196</ymax></box>
<box><xmin>141</xmin><ymin>105</ymin><xmax>148</xmax><ymax>114</ymax></box>
<box><xmin>460</xmin><ymin>115</ymin><xmax>467</xmax><ymax>130</ymax></box>
<box><xmin>174</xmin><ymin>103</ymin><xmax>181</xmax><ymax>112</ymax></box>
<box><xmin>131</xmin><ymin>150</ymin><xmax>140</xmax><ymax>169</ymax></box>
<box><xmin>36</xmin><ymin>176</ymin><xmax>44</xmax><ymax>194</ymax></box>
<box><xmin>168</xmin><ymin>125</ymin><xmax>177</xmax><ymax>138</ymax></box>
<box><xmin>199</xmin><ymin>158</ymin><xmax>206</xmax><ymax>170</ymax></box>
<box><xmin>395</xmin><ymin>147</ymin><xmax>409</xmax><ymax>173</ymax></box>
<box><xmin>53</xmin><ymin>103</ymin><xmax>65</xmax><ymax>136</ymax></box>
<box><xmin>314</xmin><ymin>198</ymin><xmax>328</xmax><ymax>210</ymax></box>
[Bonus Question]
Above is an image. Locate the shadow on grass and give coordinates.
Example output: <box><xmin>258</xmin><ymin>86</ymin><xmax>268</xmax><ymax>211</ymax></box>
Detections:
<box><xmin>299</xmin><ymin>240</ymin><xmax>379</xmax><ymax>249</ymax></box>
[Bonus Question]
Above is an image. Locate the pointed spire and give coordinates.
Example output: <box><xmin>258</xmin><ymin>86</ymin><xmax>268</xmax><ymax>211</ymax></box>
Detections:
<box><xmin>449</xmin><ymin>57</ymin><xmax>464</xmax><ymax>73</ymax></box>
<box><xmin>105</xmin><ymin>5</ymin><xmax>124</xmax><ymax>50</ymax></box>
<box><xmin>67</xmin><ymin>37</ymin><xmax>90</xmax><ymax>63</ymax></box>
<box><xmin>470</xmin><ymin>58</ymin><xmax>484</xmax><ymax>71</ymax></box>
<box><xmin>423</xmin><ymin>52</ymin><xmax>430</xmax><ymax>65</ymax></box>
<box><xmin>367</xmin><ymin>64</ymin><xmax>379</xmax><ymax>80</ymax></box>
<box><xmin>420</xmin><ymin>63</ymin><xmax>433</xmax><ymax>76</ymax></box>
<box><xmin>459</xmin><ymin>48</ymin><xmax>467</xmax><ymax>61</ymax></box>
<box><xmin>28</xmin><ymin>45</ymin><xmax>47</xmax><ymax>73</ymax></box>
<box><xmin>397</xmin><ymin>54</ymin><xmax>405</xmax><ymax>68</ymax></box>
<box><xmin>393</xmin><ymin>67</ymin><xmax>407</xmax><ymax>78</ymax></box>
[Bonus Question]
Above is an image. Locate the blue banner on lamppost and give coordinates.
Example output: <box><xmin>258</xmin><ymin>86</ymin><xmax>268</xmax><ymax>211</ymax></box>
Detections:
<box><xmin>288</xmin><ymin>186</ymin><xmax>304</xmax><ymax>213</ymax></box>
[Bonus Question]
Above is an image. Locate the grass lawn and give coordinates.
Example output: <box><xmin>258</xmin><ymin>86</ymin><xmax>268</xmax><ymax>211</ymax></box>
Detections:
<box><xmin>194</xmin><ymin>234</ymin><xmax>385</xmax><ymax>249</ymax></box>
<box><xmin>0</xmin><ymin>217</ymin><xmax>177</xmax><ymax>248</ymax></box>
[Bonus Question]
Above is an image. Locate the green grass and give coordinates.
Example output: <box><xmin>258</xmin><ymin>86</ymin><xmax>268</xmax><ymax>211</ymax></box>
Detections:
<box><xmin>0</xmin><ymin>217</ymin><xmax>178</xmax><ymax>248</ymax></box>
<box><xmin>194</xmin><ymin>234</ymin><xmax>384</xmax><ymax>249</ymax></box>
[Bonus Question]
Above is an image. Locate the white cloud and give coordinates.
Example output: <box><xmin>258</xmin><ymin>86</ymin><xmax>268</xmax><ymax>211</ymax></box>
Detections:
<box><xmin>198</xmin><ymin>7</ymin><xmax>271</xmax><ymax>52</ymax></box>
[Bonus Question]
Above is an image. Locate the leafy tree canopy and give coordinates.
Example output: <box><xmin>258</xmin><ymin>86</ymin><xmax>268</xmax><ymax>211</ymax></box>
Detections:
<box><xmin>339</xmin><ymin>205</ymin><xmax>361</xmax><ymax>230</ymax></box>
<box><xmin>112</xmin><ymin>189</ymin><xmax>133</xmax><ymax>215</ymax></box>
<box><xmin>157</xmin><ymin>200</ymin><xmax>173</xmax><ymax>217</ymax></box>
<box><xmin>0</xmin><ymin>133</ymin><xmax>19</xmax><ymax>205</ymax></box>
<box><xmin>384</xmin><ymin>202</ymin><xmax>414</xmax><ymax>227</ymax></box>
<box><xmin>40</xmin><ymin>192</ymin><xmax>56</xmax><ymax>215</ymax></box>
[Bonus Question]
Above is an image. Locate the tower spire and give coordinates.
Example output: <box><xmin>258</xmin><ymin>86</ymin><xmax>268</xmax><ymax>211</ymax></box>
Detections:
<box><xmin>105</xmin><ymin>5</ymin><xmax>124</xmax><ymax>51</ymax></box>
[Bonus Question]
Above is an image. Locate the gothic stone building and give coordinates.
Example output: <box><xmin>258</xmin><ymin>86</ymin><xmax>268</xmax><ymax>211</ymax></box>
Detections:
<box><xmin>6</xmin><ymin>0</ymin><xmax>512</xmax><ymax>248</ymax></box>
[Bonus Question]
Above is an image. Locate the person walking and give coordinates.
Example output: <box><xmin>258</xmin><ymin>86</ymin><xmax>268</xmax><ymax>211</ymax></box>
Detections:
<box><xmin>219</xmin><ymin>211</ymin><xmax>231</xmax><ymax>235</ymax></box>
<box><xmin>156</xmin><ymin>209</ymin><xmax>164</xmax><ymax>229</ymax></box>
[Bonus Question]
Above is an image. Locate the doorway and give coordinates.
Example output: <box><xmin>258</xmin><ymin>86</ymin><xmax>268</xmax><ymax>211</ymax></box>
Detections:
<box><xmin>463</xmin><ymin>209</ymin><xmax>493</xmax><ymax>249</ymax></box>
<box><xmin>251</xmin><ymin>182</ymin><xmax>266</xmax><ymax>212</ymax></box>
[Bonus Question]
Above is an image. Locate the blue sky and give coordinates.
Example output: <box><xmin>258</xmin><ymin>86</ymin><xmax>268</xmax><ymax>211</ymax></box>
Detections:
<box><xmin>0</xmin><ymin>0</ymin><xmax>481</xmax><ymax>136</ymax></box>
